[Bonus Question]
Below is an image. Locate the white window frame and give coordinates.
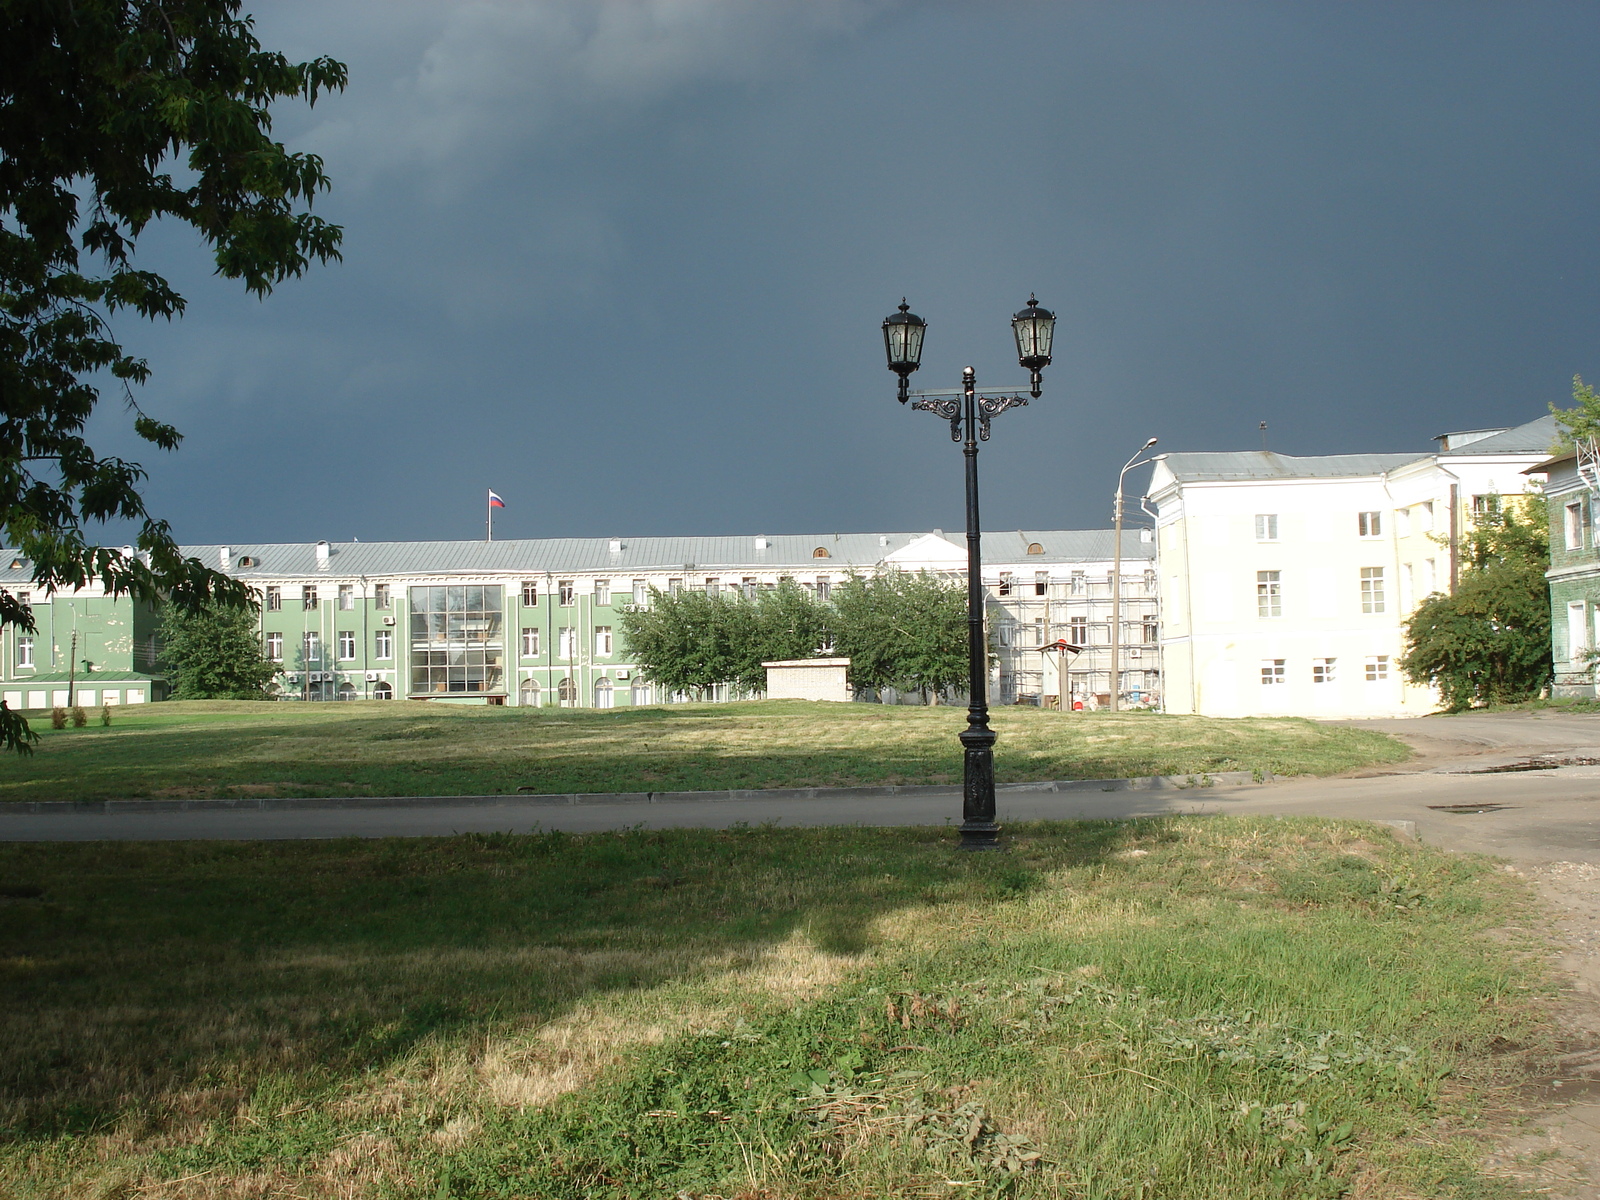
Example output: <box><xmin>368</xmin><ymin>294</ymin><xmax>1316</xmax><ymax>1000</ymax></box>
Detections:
<box><xmin>374</xmin><ymin>584</ymin><xmax>390</xmax><ymax>610</ymax></box>
<box><xmin>521</xmin><ymin>581</ymin><xmax>539</xmax><ymax>606</ymax></box>
<box><xmin>374</xmin><ymin>630</ymin><xmax>393</xmax><ymax>660</ymax></box>
<box><xmin>595</xmin><ymin>579</ymin><xmax>611</xmax><ymax>605</ymax></box>
<box><xmin>1364</xmin><ymin>655</ymin><xmax>1389</xmax><ymax>682</ymax></box>
<box><xmin>16</xmin><ymin>635</ymin><xmax>33</xmax><ymax>668</ymax></box>
<box><xmin>1360</xmin><ymin>567</ymin><xmax>1386</xmax><ymax>614</ymax></box>
<box><xmin>337</xmin><ymin>630</ymin><xmax>356</xmax><ymax>660</ymax></box>
<box><xmin>595</xmin><ymin>626</ymin><xmax>613</xmax><ymax>656</ymax></box>
<box><xmin>632</xmin><ymin>579</ymin><xmax>648</xmax><ymax>606</ymax></box>
<box><xmin>1256</xmin><ymin>570</ymin><xmax>1282</xmax><ymax>618</ymax></box>
<box><xmin>521</xmin><ymin>627</ymin><xmax>540</xmax><ymax>657</ymax></box>
<box><xmin>1358</xmin><ymin>511</ymin><xmax>1382</xmax><ymax>538</ymax></box>
<box><xmin>338</xmin><ymin>584</ymin><xmax>354</xmax><ymax>611</ymax></box>
<box><xmin>1567</xmin><ymin>501</ymin><xmax>1586</xmax><ymax>552</ymax></box>
<box><xmin>304</xmin><ymin>631</ymin><xmax>321</xmax><ymax>662</ymax></box>
<box><xmin>1312</xmin><ymin>657</ymin><xmax>1336</xmax><ymax>684</ymax></box>
<box><xmin>1260</xmin><ymin>659</ymin><xmax>1286</xmax><ymax>685</ymax></box>
<box><xmin>1255</xmin><ymin>514</ymin><xmax>1279</xmax><ymax>542</ymax></box>
<box><xmin>559</xmin><ymin>580</ymin><xmax>575</xmax><ymax>607</ymax></box>
<box><xmin>558</xmin><ymin>627</ymin><xmax>577</xmax><ymax>659</ymax></box>
<box><xmin>265</xmin><ymin>632</ymin><xmax>283</xmax><ymax>662</ymax></box>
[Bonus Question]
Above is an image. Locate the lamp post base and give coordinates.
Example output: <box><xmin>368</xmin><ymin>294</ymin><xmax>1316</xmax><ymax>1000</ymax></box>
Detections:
<box><xmin>958</xmin><ymin>724</ymin><xmax>1002</xmax><ymax>851</ymax></box>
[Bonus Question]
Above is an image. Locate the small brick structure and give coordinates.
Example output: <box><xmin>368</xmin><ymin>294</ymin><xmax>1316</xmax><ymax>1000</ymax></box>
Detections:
<box><xmin>762</xmin><ymin>657</ymin><xmax>852</xmax><ymax>702</ymax></box>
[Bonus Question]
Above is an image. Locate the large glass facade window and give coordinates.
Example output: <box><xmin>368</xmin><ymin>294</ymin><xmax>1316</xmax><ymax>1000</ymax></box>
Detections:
<box><xmin>409</xmin><ymin>585</ymin><xmax>505</xmax><ymax>695</ymax></box>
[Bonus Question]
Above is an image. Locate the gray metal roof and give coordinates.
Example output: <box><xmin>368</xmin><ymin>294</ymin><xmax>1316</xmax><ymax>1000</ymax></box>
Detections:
<box><xmin>1155</xmin><ymin>451</ymin><xmax>1424</xmax><ymax>483</ymax></box>
<box><xmin>1436</xmin><ymin>414</ymin><xmax>1557</xmax><ymax>456</ymax></box>
<box><xmin>0</xmin><ymin>529</ymin><xmax>1150</xmax><ymax>585</ymax></box>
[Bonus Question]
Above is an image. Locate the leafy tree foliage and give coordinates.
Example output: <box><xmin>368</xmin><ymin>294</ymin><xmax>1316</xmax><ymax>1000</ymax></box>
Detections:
<box><xmin>0</xmin><ymin>1</ymin><xmax>345</xmax><ymax>749</ymax></box>
<box><xmin>1401</xmin><ymin>498</ymin><xmax>1552</xmax><ymax>710</ymax></box>
<box><xmin>619</xmin><ymin>581</ymin><xmax>831</xmax><ymax>699</ymax></box>
<box><xmin>831</xmin><ymin>571</ymin><xmax>968</xmax><ymax>701</ymax></box>
<box><xmin>159</xmin><ymin>600</ymin><xmax>276</xmax><ymax>699</ymax></box>
<box><xmin>1551</xmin><ymin>374</ymin><xmax>1600</xmax><ymax>449</ymax></box>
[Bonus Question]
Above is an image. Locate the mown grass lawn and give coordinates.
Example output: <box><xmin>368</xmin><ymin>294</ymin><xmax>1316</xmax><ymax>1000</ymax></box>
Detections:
<box><xmin>0</xmin><ymin>699</ymin><xmax>1408</xmax><ymax>802</ymax></box>
<box><xmin>0</xmin><ymin>817</ymin><xmax>1552</xmax><ymax>1199</ymax></box>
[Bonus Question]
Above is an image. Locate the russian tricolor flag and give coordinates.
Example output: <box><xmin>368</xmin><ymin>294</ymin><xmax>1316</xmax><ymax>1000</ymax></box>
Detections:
<box><xmin>488</xmin><ymin>490</ymin><xmax>506</xmax><ymax>508</ymax></box>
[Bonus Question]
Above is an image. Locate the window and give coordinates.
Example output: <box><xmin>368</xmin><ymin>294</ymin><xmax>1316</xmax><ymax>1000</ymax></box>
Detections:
<box><xmin>1396</xmin><ymin>507</ymin><xmax>1412</xmax><ymax>538</ymax></box>
<box><xmin>998</xmin><ymin>572</ymin><xmax>1012</xmax><ymax>596</ymax></box>
<box><xmin>594</xmin><ymin>678</ymin><xmax>614</xmax><ymax>709</ymax></box>
<box><xmin>304</xmin><ymin>631</ymin><xmax>321</xmax><ymax>662</ymax></box>
<box><xmin>374</xmin><ymin>584</ymin><xmax>390</xmax><ymax>609</ymax></box>
<box><xmin>1425</xmin><ymin>558</ymin><xmax>1437</xmax><ymax>594</ymax></box>
<box><xmin>302</xmin><ymin>586</ymin><xmax>318</xmax><ymax>610</ymax></box>
<box><xmin>373</xmin><ymin>681</ymin><xmax>394</xmax><ymax>700</ymax></box>
<box><xmin>1069</xmin><ymin>617</ymin><xmax>1088</xmax><ymax>646</ymax></box>
<box><xmin>1567</xmin><ymin>501</ymin><xmax>1586</xmax><ymax>551</ymax></box>
<box><xmin>521</xmin><ymin>627</ymin><xmax>540</xmax><ymax>657</ymax></box>
<box><xmin>338</xmin><ymin>630</ymin><xmax>355</xmax><ymax>660</ymax></box>
<box><xmin>1070</xmin><ymin>571</ymin><xmax>1085</xmax><ymax>595</ymax></box>
<box><xmin>1026</xmin><ymin>542</ymin><xmax>1044</xmax><ymax>555</ymax></box>
<box><xmin>558</xmin><ymin>677</ymin><xmax>576</xmax><ymax>707</ymax></box>
<box><xmin>705</xmin><ymin>578</ymin><xmax>721</xmax><ymax>597</ymax></box>
<box><xmin>1256</xmin><ymin>570</ymin><xmax>1282</xmax><ymax>618</ymax></box>
<box><xmin>1313</xmin><ymin>657</ymin><xmax>1336</xmax><ymax>684</ymax></box>
<box><xmin>1034</xmin><ymin>572</ymin><xmax>1048</xmax><ymax>596</ymax></box>
<box><xmin>1421</xmin><ymin>501</ymin><xmax>1435</xmax><ymax>531</ymax></box>
<box><xmin>16</xmin><ymin>636</ymin><xmax>32</xmax><ymax>668</ymax></box>
<box><xmin>1255</xmin><ymin>514</ymin><xmax>1279</xmax><ymax>541</ymax></box>
<box><xmin>521</xmin><ymin>581</ymin><xmax>539</xmax><ymax>606</ymax></box>
<box><xmin>1142</xmin><ymin>614</ymin><xmax>1159</xmax><ymax>644</ymax></box>
<box><xmin>813</xmin><ymin>546</ymin><xmax>831</xmax><ymax>558</ymax></box>
<box><xmin>595</xmin><ymin>626</ymin><xmax>613</xmax><ymax>656</ymax></box>
<box><xmin>1144</xmin><ymin>570</ymin><xmax>1157</xmax><ymax>595</ymax></box>
<box><xmin>632</xmin><ymin>579</ymin><xmax>648</xmax><ymax>606</ymax></box>
<box><xmin>1360</xmin><ymin>567</ymin><xmax>1386</xmax><ymax>614</ymax></box>
<box><xmin>1365</xmin><ymin>655</ymin><xmax>1389</xmax><ymax>682</ymax></box>
<box><xmin>996</xmin><ymin>621</ymin><xmax>1014</xmax><ymax>647</ymax></box>
<box><xmin>408</xmin><ymin>585</ymin><xmax>505</xmax><ymax>696</ymax></box>
<box><xmin>265</xmin><ymin>632</ymin><xmax>283</xmax><ymax>662</ymax></box>
<box><xmin>741</xmin><ymin>577</ymin><xmax>757</xmax><ymax>600</ymax></box>
<box><xmin>375</xmin><ymin>630</ymin><xmax>393</xmax><ymax>659</ymax></box>
<box><xmin>519</xmin><ymin>680</ymin><xmax>541</xmax><ymax>708</ymax></box>
<box><xmin>1358</xmin><ymin>511</ymin><xmax>1382</xmax><ymax>538</ymax></box>
<box><xmin>1260</xmin><ymin>659</ymin><xmax>1286</xmax><ymax>685</ymax></box>
<box><xmin>1471</xmin><ymin>494</ymin><xmax>1501</xmax><ymax>519</ymax></box>
<box><xmin>668</xmin><ymin>578</ymin><xmax>683</xmax><ymax>596</ymax></box>
<box><xmin>338</xmin><ymin>584</ymin><xmax>354</xmax><ymax>610</ymax></box>
<box><xmin>265</xmin><ymin>586</ymin><xmax>281</xmax><ymax>611</ymax></box>
<box><xmin>816</xmin><ymin>576</ymin><xmax>831</xmax><ymax>601</ymax></box>
<box><xmin>559</xmin><ymin>580</ymin><xmax>575</xmax><ymax>606</ymax></box>
<box><xmin>595</xmin><ymin>579</ymin><xmax>611</xmax><ymax>605</ymax></box>
<box><xmin>558</xmin><ymin>627</ymin><xmax>577</xmax><ymax>659</ymax></box>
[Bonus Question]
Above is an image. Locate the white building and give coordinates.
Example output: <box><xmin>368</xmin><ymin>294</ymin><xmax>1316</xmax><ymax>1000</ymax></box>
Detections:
<box><xmin>1147</xmin><ymin>415</ymin><xmax>1554</xmax><ymax>718</ymax></box>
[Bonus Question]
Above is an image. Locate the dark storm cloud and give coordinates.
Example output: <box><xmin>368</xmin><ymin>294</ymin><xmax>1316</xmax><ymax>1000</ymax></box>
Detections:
<box><xmin>100</xmin><ymin>1</ymin><xmax>1600</xmax><ymax>544</ymax></box>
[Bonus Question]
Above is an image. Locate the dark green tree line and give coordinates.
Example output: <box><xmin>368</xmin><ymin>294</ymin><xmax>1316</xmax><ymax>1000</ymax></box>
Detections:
<box><xmin>158</xmin><ymin>600</ymin><xmax>276</xmax><ymax>699</ymax></box>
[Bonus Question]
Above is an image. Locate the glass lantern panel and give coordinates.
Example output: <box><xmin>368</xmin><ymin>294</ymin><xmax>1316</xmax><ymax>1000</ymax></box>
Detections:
<box><xmin>1032</xmin><ymin>314</ymin><xmax>1054</xmax><ymax>359</ymax></box>
<box><xmin>903</xmin><ymin>320</ymin><xmax>925</xmax><ymax>364</ymax></box>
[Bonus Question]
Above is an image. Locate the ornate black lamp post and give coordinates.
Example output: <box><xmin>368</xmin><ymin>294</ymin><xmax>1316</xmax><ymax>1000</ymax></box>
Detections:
<box><xmin>881</xmin><ymin>296</ymin><xmax>1056</xmax><ymax>849</ymax></box>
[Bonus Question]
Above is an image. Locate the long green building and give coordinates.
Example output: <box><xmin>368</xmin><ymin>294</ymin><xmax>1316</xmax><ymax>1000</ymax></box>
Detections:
<box><xmin>0</xmin><ymin>530</ymin><xmax>1157</xmax><ymax>709</ymax></box>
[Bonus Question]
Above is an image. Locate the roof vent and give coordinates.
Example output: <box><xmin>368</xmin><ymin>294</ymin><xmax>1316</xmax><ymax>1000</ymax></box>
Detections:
<box><xmin>878</xmin><ymin>535</ymin><xmax>889</xmax><ymax>547</ymax></box>
<box><xmin>120</xmin><ymin>545</ymin><xmax>133</xmax><ymax>560</ymax></box>
<box><xmin>219</xmin><ymin>546</ymin><xmax>231</xmax><ymax>569</ymax></box>
<box><xmin>8</xmin><ymin>558</ymin><xmax>22</xmax><ymax>570</ymax></box>
<box><xmin>608</xmin><ymin>538</ymin><xmax>623</xmax><ymax>553</ymax></box>
<box><xmin>315</xmin><ymin>540</ymin><xmax>330</xmax><ymax>569</ymax></box>
<box><xmin>1140</xmin><ymin>528</ymin><xmax>1153</xmax><ymax>544</ymax></box>
<box><xmin>754</xmin><ymin>536</ymin><xmax>769</xmax><ymax>551</ymax></box>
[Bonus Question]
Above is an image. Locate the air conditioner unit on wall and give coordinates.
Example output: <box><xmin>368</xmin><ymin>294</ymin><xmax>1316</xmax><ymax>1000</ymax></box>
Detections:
<box><xmin>383</xmin><ymin>615</ymin><xmax>396</xmax><ymax>625</ymax></box>
<box><xmin>365</xmin><ymin>672</ymin><xmax>379</xmax><ymax>681</ymax></box>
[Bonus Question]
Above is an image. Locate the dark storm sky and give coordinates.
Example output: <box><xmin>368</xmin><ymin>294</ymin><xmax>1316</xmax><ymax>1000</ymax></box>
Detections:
<box><xmin>97</xmin><ymin>1</ymin><xmax>1600</xmax><ymax>544</ymax></box>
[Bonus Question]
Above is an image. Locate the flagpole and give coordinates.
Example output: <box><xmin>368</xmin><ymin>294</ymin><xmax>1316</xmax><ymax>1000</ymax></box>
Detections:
<box><xmin>487</xmin><ymin>490</ymin><xmax>492</xmax><ymax>542</ymax></box>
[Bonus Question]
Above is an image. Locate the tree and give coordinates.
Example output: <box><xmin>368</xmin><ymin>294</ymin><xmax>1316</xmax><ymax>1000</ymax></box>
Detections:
<box><xmin>1551</xmin><ymin>374</ymin><xmax>1600</xmax><ymax>449</ymax></box>
<box><xmin>1401</xmin><ymin>498</ymin><xmax>1552</xmax><ymax>710</ymax></box>
<box><xmin>159</xmin><ymin>600</ymin><xmax>276</xmax><ymax>699</ymax></box>
<box><xmin>0</xmin><ymin>2</ymin><xmax>346</xmax><ymax>749</ymax></box>
<box><xmin>832</xmin><ymin>570</ymin><xmax>968</xmax><ymax>701</ymax></box>
<box><xmin>618</xmin><ymin>581</ymin><xmax>831</xmax><ymax>698</ymax></box>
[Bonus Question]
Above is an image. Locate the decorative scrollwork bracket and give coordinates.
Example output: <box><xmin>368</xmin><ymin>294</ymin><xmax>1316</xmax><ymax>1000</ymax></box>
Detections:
<box><xmin>976</xmin><ymin>394</ymin><xmax>1028</xmax><ymax>441</ymax></box>
<box><xmin>910</xmin><ymin>395</ymin><xmax>963</xmax><ymax>441</ymax></box>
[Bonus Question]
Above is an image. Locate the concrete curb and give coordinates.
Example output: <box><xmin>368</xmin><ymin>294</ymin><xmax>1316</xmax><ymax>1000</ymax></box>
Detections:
<box><xmin>0</xmin><ymin>770</ymin><xmax>1273</xmax><ymax>815</ymax></box>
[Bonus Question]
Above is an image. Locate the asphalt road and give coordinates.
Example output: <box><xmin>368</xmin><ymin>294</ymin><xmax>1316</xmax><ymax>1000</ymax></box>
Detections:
<box><xmin>6</xmin><ymin>709</ymin><xmax>1600</xmax><ymax>858</ymax></box>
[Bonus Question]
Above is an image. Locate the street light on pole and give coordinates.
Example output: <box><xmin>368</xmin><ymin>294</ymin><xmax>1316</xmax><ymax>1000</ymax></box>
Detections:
<box><xmin>1109</xmin><ymin>438</ymin><xmax>1159</xmax><ymax>713</ymax></box>
<box><xmin>881</xmin><ymin>295</ymin><xmax>1056</xmax><ymax>850</ymax></box>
